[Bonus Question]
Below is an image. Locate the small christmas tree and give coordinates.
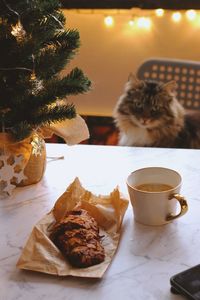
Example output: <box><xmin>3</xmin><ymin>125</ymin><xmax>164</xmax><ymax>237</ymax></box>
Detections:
<box><xmin>0</xmin><ymin>0</ymin><xmax>91</xmax><ymax>141</ymax></box>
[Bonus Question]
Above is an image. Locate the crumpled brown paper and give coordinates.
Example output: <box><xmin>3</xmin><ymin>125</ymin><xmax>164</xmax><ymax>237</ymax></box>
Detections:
<box><xmin>17</xmin><ymin>178</ymin><xmax>129</xmax><ymax>278</ymax></box>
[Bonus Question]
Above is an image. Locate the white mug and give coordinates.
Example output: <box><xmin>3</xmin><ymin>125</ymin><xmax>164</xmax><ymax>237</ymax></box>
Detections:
<box><xmin>126</xmin><ymin>167</ymin><xmax>188</xmax><ymax>226</ymax></box>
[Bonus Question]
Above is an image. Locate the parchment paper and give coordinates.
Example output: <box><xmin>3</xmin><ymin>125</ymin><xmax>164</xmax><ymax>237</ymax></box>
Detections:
<box><xmin>17</xmin><ymin>178</ymin><xmax>129</xmax><ymax>278</ymax></box>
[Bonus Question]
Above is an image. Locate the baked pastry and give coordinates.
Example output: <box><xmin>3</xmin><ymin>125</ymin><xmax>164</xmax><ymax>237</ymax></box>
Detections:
<box><xmin>51</xmin><ymin>208</ymin><xmax>105</xmax><ymax>268</ymax></box>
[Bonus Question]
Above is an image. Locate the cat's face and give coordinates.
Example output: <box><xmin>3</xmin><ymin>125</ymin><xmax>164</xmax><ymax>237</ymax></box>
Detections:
<box><xmin>118</xmin><ymin>76</ymin><xmax>177</xmax><ymax>129</ymax></box>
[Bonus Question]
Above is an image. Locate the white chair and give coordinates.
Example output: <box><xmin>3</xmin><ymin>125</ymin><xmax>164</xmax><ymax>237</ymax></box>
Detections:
<box><xmin>137</xmin><ymin>58</ymin><xmax>200</xmax><ymax>110</ymax></box>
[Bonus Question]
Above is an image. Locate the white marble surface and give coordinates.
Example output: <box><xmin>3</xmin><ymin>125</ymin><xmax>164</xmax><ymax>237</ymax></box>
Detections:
<box><xmin>1</xmin><ymin>144</ymin><xmax>200</xmax><ymax>300</ymax></box>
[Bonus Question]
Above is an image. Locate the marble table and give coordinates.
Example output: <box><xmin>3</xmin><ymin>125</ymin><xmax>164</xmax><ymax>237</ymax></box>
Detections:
<box><xmin>1</xmin><ymin>144</ymin><xmax>200</xmax><ymax>300</ymax></box>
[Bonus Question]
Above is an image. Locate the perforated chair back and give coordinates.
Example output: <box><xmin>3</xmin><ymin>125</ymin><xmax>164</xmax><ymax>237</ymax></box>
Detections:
<box><xmin>137</xmin><ymin>58</ymin><xmax>200</xmax><ymax>110</ymax></box>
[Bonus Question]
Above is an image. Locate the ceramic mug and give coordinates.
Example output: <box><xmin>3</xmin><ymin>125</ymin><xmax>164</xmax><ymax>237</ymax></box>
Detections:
<box><xmin>126</xmin><ymin>167</ymin><xmax>188</xmax><ymax>226</ymax></box>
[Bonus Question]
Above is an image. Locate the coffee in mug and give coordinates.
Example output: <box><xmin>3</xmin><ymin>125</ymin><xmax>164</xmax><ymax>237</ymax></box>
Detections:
<box><xmin>135</xmin><ymin>183</ymin><xmax>173</xmax><ymax>192</ymax></box>
<box><xmin>126</xmin><ymin>167</ymin><xmax>188</xmax><ymax>226</ymax></box>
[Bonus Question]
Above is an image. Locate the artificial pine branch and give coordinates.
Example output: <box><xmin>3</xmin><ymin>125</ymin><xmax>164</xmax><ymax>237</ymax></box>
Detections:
<box><xmin>31</xmin><ymin>103</ymin><xmax>76</xmax><ymax>126</ymax></box>
<box><xmin>42</xmin><ymin>68</ymin><xmax>91</xmax><ymax>99</ymax></box>
<box><xmin>1</xmin><ymin>67</ymin><xmax>91</xmax><ymax>115</ymax></box>
<box><xmin>10</xmin><ymin>103</ymin><xmax>76</xmax><ymax>139</ymax></box>
<box><xmin>35</xmin><ymin>29</ymin><xmax>81</xmax><ymax>78</ymax></box>
<box><xmin>11</xmin><ymin>122</ymin><xmax>33</xmax><ymax>141</ymax></box>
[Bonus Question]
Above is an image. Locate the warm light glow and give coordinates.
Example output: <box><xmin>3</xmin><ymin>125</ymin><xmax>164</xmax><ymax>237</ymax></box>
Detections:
<box><xmin>172</xmin><ymin>12</ymin><xmax>182</xmax><ymax>23</ymax></box>
<box><xmin>137</xmin><ymin>17</ymin><xmax>152</xmax><ymax>29</ymax></box>
<box><xmin>185</xmin><ymin>9</ymin><xmax>197</xmax><ymax>21</ymax></box>
<box><xmin>129</xmin><ymin>19</ymin><xmax>135</xmax><ymax>27</ymax></box>
<box><xmin>155</xmin><ymin>9</ymin><xmax>164</xmax><ymax>17</ymax></box>
<box><xmin>104</xmin><ymin>16</ymin><xmax>114</xmax><ymax>27</ymax></box>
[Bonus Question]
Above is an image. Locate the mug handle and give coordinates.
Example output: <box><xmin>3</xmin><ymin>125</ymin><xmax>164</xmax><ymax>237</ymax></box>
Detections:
<box><xmin>166</xmin><ymin>193</ymin><xmax>188</xmax><ymax>221</ymax></box>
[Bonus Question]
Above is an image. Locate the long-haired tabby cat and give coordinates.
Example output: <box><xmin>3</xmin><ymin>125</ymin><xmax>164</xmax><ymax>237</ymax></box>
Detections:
<box><xmin>113</xmin><ymin>74</ymin><xmax>200</xmax><ymax>148</ymax></box>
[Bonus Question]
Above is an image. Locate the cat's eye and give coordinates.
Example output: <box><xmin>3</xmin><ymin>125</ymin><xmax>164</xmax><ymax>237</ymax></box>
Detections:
<box><xmin>127</xmin><ymin>89</ymin><xmax>135</xmax><ymax>96</ymax></box>
<box><xmin>151</xmin><ymin>106</ymin><xmax>158</xmax><ymax>111</ymax></box>
<box><xmin>128</xmin><ymin>90</ymin><xmax>141</xmax><ymax>99</ymax></box>
<box><xmin>151</xmin><ymin>109</ymin><xmax>160</xmax><ymax>116</ymax></box>
<box><xmin>133</xmin><ymin>106</ymin><xmax>143</xmax><ymax>113</ymax></box>
<box><xmin>135</xmin><ymin>101</ymin><xmax>143</xmax><ymax>108</ymax></box>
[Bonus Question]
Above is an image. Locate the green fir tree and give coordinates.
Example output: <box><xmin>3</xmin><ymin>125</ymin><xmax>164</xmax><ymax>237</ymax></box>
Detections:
<box><xmin>0</xmin><ymin>0</ymin><xmax>91</xmax><ymax>141</ymax></box>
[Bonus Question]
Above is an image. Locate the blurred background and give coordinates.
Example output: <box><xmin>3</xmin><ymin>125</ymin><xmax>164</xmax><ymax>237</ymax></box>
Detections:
<box><xmin>57</xmin><ymin>2</ymin><xmax>200</xmax><ymax>144</ymax></box>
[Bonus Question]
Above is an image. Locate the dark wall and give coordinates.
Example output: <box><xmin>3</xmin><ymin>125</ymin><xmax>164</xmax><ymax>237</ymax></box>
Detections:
<box><xmin>61</xmin><ymin>0</ymin><xmax>200</xmax><ymax>9</ymax></box>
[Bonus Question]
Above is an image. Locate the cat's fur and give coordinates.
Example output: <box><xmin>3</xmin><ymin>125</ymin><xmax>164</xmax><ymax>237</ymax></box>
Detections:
<box><xmin>113</xmin><ymin>75</ymin><xmax>200</xmax><ymax>148</ymax></box>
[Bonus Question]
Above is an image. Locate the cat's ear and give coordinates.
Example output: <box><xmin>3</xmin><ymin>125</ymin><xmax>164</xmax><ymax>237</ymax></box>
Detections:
<box><xmin>128</xmin><ymin>73</ymin><xmax>140</xmax><ymax>84</ymax></box>
<box><xmin>161</xmin><ymin>81</ymin><xmax>177</xmax><ymax>93</ymax></box>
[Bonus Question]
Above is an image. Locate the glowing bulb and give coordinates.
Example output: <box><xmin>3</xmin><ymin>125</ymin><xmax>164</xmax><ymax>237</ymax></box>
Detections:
<box><xmin>155</xmin><ymin>9</ymin><xmax>164</xmax><ymax>17</ymax></box>
<box><xmin>186</xmin><ymin>9</ymin><xmax>197</xmax><ymax>21</ymax></box>
<box><xmin>129</xmin><ymin>19</ymin><xmax>135</xmax><ymax>27</ymax></box>
<box><xmin>172</xmin><ymin>12</ymin><xmax>182</xmax><ymax>23</ymax></box>
<box><xmin>11</xmin><ymin>20</ymin><xmax>26</xmax><ymax>42</ymax></box>
<box><xmin>104</xmin><ymin>16</ymin><xmax>114</xmax><ymax>27</ymax></box>
<box><xmin>137</xmin><ymin>17</ymin><xmax>152</xmax><ymax>29</ymax></box>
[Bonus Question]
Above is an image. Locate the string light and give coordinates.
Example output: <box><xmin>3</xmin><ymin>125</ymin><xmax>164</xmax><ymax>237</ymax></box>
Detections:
<box><xmin>155</xmin><ymin>9</ymin><xmax>164</xmax><ymax>17</ymax></box>
<box><xmin>171</xmin><ymin>12</ymin><xmax>182</xmax><ymax>23</ymax></box>
<box><xmin>11</xmin><ymin>20</ymin><xmax>26</xmax><ymax>42</ymax></box>
<box><xmin>66</xmin><ymin>8</ymin><xmax>200</xmax><ymax>31</ymax></box>
<box><xmin>104</xmin><ymin>16</ymin><xmax>114</xmax><ymax>27</ymax></box>
<box><xmin>185</xmin><ymin>10</ymin><xmax>197</xmax><ymax>21</ymax></box>
<box><xmin>30</xmin><ymin>54</ymin><xmax>44</xmax><ymax>95</ymax></box>
<box><xmin>0</xmin><ymin>67</ymin><xmax>32</xmax><ymax>72</ymax></box>
<box><xmin>137</xmin><ymin>17</ymin><xmax>152</xmax><ymax>29</ymax></box>
<box><xmin>2</xmin><ymin>0</ymin><xmax>19</xmax><ymax>18</ymax></box>
<box><xmin>2</xmin><ymin>0</ymin><xmax>26</xmax><ymax>42</ymax></box>
<box><xmin>128</xmin><ymin>19</ymin><xmax>135</xmax><ymax>27</ymax></box>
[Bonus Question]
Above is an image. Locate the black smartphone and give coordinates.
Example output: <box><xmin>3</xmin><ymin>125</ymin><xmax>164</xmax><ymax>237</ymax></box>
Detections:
<box><xmin>170</xmin><ymin>264</ymin><xmax>200</xmax><ymax>299</ymax></box>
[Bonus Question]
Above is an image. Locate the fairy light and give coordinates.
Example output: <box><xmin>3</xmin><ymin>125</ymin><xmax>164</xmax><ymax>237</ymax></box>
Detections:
<box><xmin>155</xmin><ymin>9</ymin><xmax>164</xmax><ymax>17</ymax></box>
<box><xmin>172</xmin><ymin>12</ymin><xmax>182</xmax><ymax>23</ymax></box>
<box><xmin>128</xmin><ymin>19</ymin><xmax>135</xmax><ymax>27</ymax></box>
<box><xmin>137</xmin><ymin>17</ymin><xmax>152</xmax><ymax>29</ymax></box>
<box><xmin>2</xmin><ymin>0</ymin><xmax>26</xmax><ymax>42</ymax></box>
<box><xmin>104</xmin><ymin>16</ymin><xmax>114</xmax><ymax>27</ymax></box>
<box><xmin>11</xmin><ymin>20</ymin><xmax>26</xmax><ymax>42</ymax></box>
<box><xmin>185</xmin><ymin>10</ymin><xmax>197</xmax><ymax>21</ymax></box>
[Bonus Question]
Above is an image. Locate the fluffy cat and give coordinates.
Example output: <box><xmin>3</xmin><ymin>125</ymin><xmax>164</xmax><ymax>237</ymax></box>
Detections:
<box><xmin>113</xmin><ymin>74</ymin><xmax>200</xmax><ymax>148</ymax></box>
